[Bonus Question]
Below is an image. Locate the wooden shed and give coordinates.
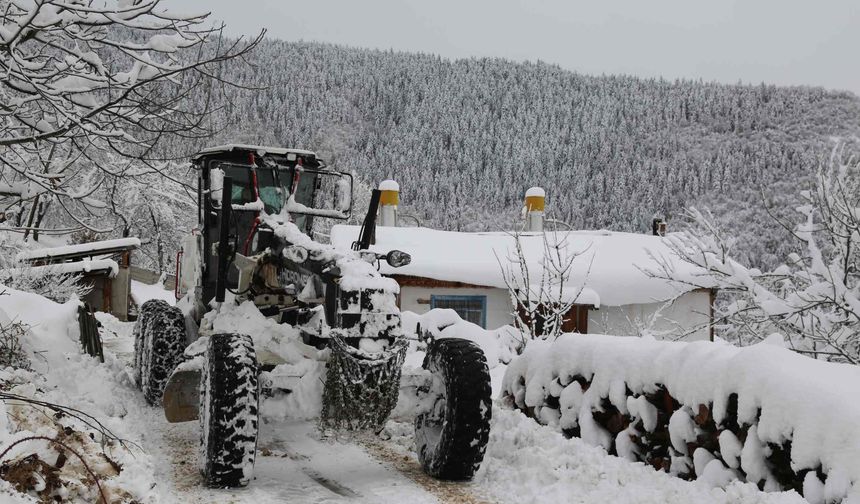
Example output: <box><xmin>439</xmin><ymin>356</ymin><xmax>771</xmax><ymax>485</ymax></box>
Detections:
<box><xmin>16</xmin><ymin>238</ymin><xmax>141</xmax><ymax>320</ymax></box>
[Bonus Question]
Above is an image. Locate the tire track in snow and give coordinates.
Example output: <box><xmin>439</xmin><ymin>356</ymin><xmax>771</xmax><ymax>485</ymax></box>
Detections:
<box><xmin>357</xmin><ymin>436</ymin><xmax>494</xmax><ymax>504</ymax></box>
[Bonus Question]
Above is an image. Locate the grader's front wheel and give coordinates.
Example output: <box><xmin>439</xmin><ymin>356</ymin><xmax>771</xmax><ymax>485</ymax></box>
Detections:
<box><xmin>199</xmin><ymin>333</ymin><xmax>260</xmax><ymax>488</ymax></box>
<box><xmin>415</xmin><ymin>338</ymin><xmax>492</xmax><ymax>480</ymax></box>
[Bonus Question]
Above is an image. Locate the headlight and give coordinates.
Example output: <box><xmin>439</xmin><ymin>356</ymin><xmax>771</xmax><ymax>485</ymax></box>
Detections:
<box><xmin>386</xmin><ymin>249</ymin><xmax>411</xmax><ymax>268</ymax></box>
<box><xmin>283</xmin><ymin>245</ymin><xmax>309</xmax><ymax>263</ymax></box>
<box><xmin>359</xmin><ymin>251</ymin><xmax>378</xmax><ymax>264</ymax></box>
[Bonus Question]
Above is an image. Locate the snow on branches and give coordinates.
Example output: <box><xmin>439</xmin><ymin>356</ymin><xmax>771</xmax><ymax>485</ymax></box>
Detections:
<box><xmin>0</xmin><ymin>0</ymin><xmax>260</xmax><ymax>243</ymax></box>
<box><xmin>648</xmin><ymin>152</ymin><xmax>860</xmax><ymax>362</ymax></box>
<box><xmin>496</xmin><ymin>231</ymin><xmax>594</xmax><ymax>346</ymax></box>
<box><xmin>0</xmin><ymin>0</ymin><xmax>258</xmax><ymax>150</ymax></box>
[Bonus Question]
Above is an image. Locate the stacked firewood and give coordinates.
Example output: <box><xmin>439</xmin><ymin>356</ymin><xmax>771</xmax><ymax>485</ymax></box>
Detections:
<box><xmin>508</xmin><ymin>374</ymin><xmax>828</xmax><ymax>500</ymax></box>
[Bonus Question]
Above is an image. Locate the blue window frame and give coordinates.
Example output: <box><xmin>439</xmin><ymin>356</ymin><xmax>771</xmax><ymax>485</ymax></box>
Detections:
<box><xmin>431</xmin><ymin>295</ymin><xmax>487</xmax><ymax>328</ymax></box>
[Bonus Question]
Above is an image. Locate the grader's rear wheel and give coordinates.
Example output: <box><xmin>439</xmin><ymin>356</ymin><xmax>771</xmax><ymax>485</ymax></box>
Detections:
<box><xmin>134</xmin><ymin>300</ymin><xmax>186</xmax><ymax>406</ymax></box>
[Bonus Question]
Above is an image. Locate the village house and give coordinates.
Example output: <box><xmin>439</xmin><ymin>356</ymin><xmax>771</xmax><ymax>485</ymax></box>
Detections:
<box><xmin>330</xmin><ymin>183</ymin><xmax>714</xmax><ymax>341</ymax></box>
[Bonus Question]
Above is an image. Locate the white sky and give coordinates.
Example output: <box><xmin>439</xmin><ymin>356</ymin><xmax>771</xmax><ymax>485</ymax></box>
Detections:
<box><xmin>171</xmin><ymin>0</ymin><xmax>860</xmax><ymax>95</ymax></box>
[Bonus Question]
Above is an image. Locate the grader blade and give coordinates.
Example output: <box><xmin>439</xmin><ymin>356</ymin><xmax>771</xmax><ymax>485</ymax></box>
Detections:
<box><xmin>163</xmin><ymin>367</ymin><xmax>201</xmax><ymax>423</ymax></box>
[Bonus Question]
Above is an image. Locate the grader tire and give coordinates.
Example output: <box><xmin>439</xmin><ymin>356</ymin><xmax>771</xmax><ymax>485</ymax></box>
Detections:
<box><xmin>135</xmin><ymin>300</ymin><xmax>186</xmax><ymax>406</ymax></box>
<box><xmin>200</xmin><ymin>333</ymin><xmax>259</xmax><ymax>488</ymax></box>
<box><xmin>415</xmin><ymin>338</ymin><xmax>492</xmax><ymax>480</ymax></box>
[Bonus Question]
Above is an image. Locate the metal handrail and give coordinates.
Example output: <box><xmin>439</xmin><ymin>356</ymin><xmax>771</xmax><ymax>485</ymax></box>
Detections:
<box><xmin>398</xmin><ymin>214</ymin><xmax>422</xmax><ymax>227</ymax></box>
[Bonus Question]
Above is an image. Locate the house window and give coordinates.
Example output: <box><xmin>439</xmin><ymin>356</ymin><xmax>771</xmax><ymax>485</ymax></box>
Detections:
<box><xmin>431</xmin><ymin>295</ymin><xmax>487</xmax><ymax>328</ymax></box>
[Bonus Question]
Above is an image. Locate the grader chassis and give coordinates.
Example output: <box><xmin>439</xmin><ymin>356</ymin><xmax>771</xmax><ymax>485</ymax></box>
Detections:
<box><xmin>132</xmin><ymin>144</ymin><xmax>492</xmax><ymax>488</ymax></box>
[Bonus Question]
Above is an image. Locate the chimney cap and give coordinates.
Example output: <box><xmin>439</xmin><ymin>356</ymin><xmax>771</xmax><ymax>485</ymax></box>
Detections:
<box><xmin>379</xmin><ymin>179</ymin><xmax>399</xmax><ymax>192</ymax></box>
<box><xmin>525</xmin><ymin>186</ymin><xmax>545</xmax><ymax>198</ymax></box>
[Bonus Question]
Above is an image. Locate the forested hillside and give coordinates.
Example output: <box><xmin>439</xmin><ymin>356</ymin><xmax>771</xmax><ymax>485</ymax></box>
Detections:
<box><xmin>178</xmin><ymin>41</ymin><xmax>860</xmax><ymax>268</ymax></box>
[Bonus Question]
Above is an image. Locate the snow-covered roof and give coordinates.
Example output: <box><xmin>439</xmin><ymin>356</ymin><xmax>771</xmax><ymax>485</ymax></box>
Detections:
<box><xmin>330</xmin><ymin>226</ymin><xmax>709</xmax><ymax>307</ymax></box>
<box><xmin>3</xmin><ymin>259</ymin><xmax>119</xmax><ymax>278</ymax></box>
<box><xmin>16</xmin><ymin>237</ymin><xmax>140</xmax><ymax>262</ymax></box>
<box><xmin>192</xmin><ymin>144</ymin><xmax>317</xmax><ymax>160</ymax></box>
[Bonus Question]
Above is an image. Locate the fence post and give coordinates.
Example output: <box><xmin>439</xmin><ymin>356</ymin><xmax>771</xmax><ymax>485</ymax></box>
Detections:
<box><xmin>77</xmin><ymin>303</ymin><xmax>104</xmax><ymax>363</ymax></box>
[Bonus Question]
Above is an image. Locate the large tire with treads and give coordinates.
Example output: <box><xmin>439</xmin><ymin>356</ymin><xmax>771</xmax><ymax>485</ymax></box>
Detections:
<box><xmin>134</xmin><ymin>299</ymin><xmax>186</xmax><ymax>405</ymax></box>
<box><xmin>415</xmin><ymin>337</ymin><xmax>492</xmax><ymax>480</ymax></box>
<box><xmin>200</xmin><ymin>333</ymin><xmax>259</xmax><ymax>488</ymax></box>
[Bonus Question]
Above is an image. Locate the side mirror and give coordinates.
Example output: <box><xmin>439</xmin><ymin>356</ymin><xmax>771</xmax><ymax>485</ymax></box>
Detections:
<box><xmin>209</xmin><ymin>168</ymin><xmax>225</xmax><ymax>204</ymax></box>
<box><xmin>386</xmin><ymin>249</ymin><xmax>411</xmax><ymax>268</ymax></box>
<box><xmin>336</xmin><ymin>177</ymin><xmax>352</xmax><ymax>213</ymax></box>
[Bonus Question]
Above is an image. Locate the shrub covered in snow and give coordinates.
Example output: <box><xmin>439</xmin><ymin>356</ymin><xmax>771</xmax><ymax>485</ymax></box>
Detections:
<box><xmin>502</xmin><ymin>333</ymin><xmax>860</xmax><ymax>503</ymax></box>
<box><xmin>0</xmin><ymin>237</ymin><xmax>89</xmax><ymax>303</ymax></box>
<box><xmin>401</xmin><ymin>309</ymin><xmax>521</xmax><ymax>366</ymax></box>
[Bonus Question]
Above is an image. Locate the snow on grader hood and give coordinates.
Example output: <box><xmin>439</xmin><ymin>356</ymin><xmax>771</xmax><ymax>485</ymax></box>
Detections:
<box><xmin>133</xmin><ymin>145</ymin><xmax>493</xmax><ymax>489</ymax></box>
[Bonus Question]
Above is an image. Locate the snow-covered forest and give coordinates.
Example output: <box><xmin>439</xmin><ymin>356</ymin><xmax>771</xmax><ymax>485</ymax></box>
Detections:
<box><xmin>193</xmin><ymin>41</ymin><xmax>860</xmax><ymax>269</ymax></box>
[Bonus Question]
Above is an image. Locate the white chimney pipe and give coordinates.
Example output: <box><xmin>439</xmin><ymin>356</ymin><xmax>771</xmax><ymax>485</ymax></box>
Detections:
<box><xmin>378</xmin><ymin>179</ymin><xmax>399</xmax><ymax>227</ymax></box>
<box><xmin>524</xmin><ymin>186</ymin><xmax>545</xmax><ymax>232</ymax></box>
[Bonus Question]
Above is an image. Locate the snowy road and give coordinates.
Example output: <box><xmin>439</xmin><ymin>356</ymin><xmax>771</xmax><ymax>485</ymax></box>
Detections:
<box><xmin>100</xmin><ymin>317</ymin><xmax>477</xmax><ymax>504</ymax></box>
<box><xmin>146</xmin><ymin>416</ymin><xmax>441</xmax><ymax>504</ymax></box>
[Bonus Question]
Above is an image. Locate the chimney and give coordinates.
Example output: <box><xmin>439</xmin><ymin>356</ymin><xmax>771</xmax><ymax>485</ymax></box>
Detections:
<box><xmin>378</xmin><ymin>179</ymin><xmax>399</xmax><ymax>227</ymax></box>
<box><xmin>652</xmin><ymin>218</ymin><xmax>667</xmax><ymax>237</ymax></box>
<box><xmin>524</xmin><ymin>186</ymin><xmax>545</xmax><ymax>232</ymax></box>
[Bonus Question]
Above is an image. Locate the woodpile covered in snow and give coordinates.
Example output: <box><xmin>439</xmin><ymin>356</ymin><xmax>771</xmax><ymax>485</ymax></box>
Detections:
<box><xmin>502</xmin><ymin>334</ymin><xmax>860</xmax><ymax>503</ymax></box>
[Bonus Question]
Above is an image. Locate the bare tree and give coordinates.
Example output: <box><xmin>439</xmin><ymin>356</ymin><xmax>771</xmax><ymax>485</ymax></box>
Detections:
<box><xmin>647</xmin><ymin>152</ymin><xmax>860</xmax><ymax>362</ymax></box>
<box><xmin>496</xmin><ymin>230</ymin><xmax>593</xmax><ymax>349</ymax></box>
<box><xmin>0</xmin><ymin>0</ymin><xmax>262</xmax><ymax>238</ymax></box>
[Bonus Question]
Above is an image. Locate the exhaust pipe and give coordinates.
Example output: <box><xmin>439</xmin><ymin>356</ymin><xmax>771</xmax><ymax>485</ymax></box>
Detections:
<box><xmin>215</xmin><ymin>176</ymin><xmax>233</xmax><ymax>303</ymax></box>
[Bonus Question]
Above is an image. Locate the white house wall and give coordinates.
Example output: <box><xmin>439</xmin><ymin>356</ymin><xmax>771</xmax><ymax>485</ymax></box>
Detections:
<box><xmin>586</xmin><ymin>290</ymin><xmax>712</xmax><ymax>341</ymax></box>
<box><xmin>399</xmin><ymin>284</ymin><xmax>712</xmax><ymax>341</ymax></box>
<box><xmin>398</xmin><ymin>286</ymin><xmax>513</xmax><ymax>329</ymax></box>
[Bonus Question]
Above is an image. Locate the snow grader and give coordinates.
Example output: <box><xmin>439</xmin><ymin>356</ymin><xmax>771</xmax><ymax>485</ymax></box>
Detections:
<box><xmin>132</xmin><ymin>144</ymin><xmax>492</xmax><ymax>488</ymax></box>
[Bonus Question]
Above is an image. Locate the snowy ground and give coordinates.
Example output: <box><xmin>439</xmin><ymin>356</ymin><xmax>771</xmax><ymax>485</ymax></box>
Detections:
<box><xmin>2</xmin><ymin>286</ymin><xmax>810</xmax><ymax>503</ymax></box>
<box><xmin>103</xmin><ymin>315</ymin><xmax>807</xmax><ymax>504</ymax></box>
<box><xmin>130</xmin><ymin>280</ymin><xmax>176</xmax><ymax>306</ymax></box>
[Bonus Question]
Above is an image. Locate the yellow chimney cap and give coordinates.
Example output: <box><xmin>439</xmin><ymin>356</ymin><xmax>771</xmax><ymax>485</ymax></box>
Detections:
<box><xmin>379</xmin><ymin>179</ymin><xmax>399</xmax><ymax>206</ymax></box>
<box><xmin>524</xmin><ymin>186</ymin><xmax>545</xmax><ymax>212</ymax></box>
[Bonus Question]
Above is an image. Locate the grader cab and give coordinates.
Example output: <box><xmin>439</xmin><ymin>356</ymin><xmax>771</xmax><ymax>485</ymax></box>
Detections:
<box><xmin>133</xmin><ymin>144</ymin><xmax>492</xmax><ymax>489</ymax></box>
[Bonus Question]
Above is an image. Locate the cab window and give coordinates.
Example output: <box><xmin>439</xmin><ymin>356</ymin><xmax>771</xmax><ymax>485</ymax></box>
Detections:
<box><xmin>256</xmin><ymin>169</ymin><xmax>283</xmax><ymax>214</ymax></box>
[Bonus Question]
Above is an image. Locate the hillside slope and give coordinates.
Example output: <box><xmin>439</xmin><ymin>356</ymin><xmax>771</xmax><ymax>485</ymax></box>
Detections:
<box><xmin>176</xmin><ymin>40</ymin><xmax>860</xmax><ymax>267</ymax></box>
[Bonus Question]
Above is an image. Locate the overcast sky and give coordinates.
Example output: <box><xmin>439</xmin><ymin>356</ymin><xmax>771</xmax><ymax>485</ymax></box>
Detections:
<box><xmin>171</xmin><ymin>0</ymin><xmax>860</xmax><ymax>95</ymax></box>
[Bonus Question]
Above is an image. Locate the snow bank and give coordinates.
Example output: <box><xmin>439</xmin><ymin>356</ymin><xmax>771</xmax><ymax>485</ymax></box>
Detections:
<box><xmin>502</xmin><ymin>334</ymin><xmax>860</xmax><ymax>502</ymax></box>
<box><xmin>476</xmin><ymin>407</ymin><xmax>805</xmax><ymax>504</ymax></box>
<box><xmin>0</xmin><ymin>284</ymin><xmax>80</xmax><ymax>370</ymax></box>
<box><xmin>0</xmin><ymin>285</ymin><xmax>159</xmax><ymax>502</ymax></box>
<box><xmin>401</xmin><ymin>308</ymin><xmax>520</xmax><ymax>367</ymax></box>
